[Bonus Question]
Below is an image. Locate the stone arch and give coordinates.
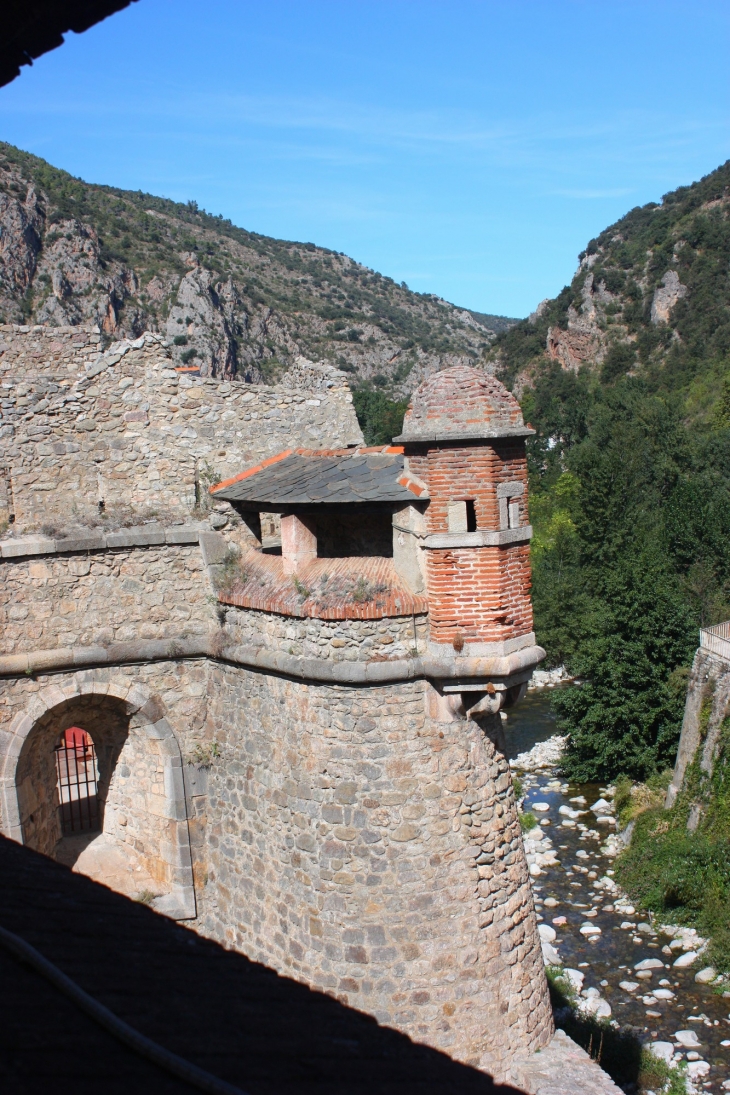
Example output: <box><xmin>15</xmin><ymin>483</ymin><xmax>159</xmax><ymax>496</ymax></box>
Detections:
<box><xmin>0</xmin><ymin>674</ymin><xmax>195</xmax><ymax>919</ymax></box>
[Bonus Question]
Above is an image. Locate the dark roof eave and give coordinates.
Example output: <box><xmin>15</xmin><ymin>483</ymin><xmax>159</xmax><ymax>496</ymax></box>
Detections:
<box><xmin>393</xmin><ymin>427</ymin><xmax>535</xmax><ymax>444</ymax></box>
<box><xmin>220</xmin><ymin>492</ymin><xmax>419</xmax><ymax>506</ymax></box>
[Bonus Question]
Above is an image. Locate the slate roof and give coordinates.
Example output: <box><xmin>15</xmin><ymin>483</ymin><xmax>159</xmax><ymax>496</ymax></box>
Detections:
<box><xmin>210</xmin><ymin>447</ymin><xmax>428</xmax><ymax>505</ymax></box>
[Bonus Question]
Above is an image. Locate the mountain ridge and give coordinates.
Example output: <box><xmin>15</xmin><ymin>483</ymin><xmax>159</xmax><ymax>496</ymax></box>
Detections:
<box><xmin>0</xmin><ymin>141</ymin><xmax>516</xmax><ymax>398</ymax></box>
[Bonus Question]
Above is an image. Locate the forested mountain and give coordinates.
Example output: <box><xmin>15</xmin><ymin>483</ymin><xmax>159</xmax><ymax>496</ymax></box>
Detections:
<box><xmin>0</xmin><ymin>141</ymin><xmax>513</xmax><ymax>400</ymax></box>
<box><xmin>487</xmin><ymin>161</ymin><xmax>730</xmax><ymax>781</ymax></box>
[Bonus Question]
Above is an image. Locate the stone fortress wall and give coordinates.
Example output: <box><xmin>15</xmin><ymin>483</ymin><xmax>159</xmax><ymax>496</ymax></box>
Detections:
<box><xmin>0</xmin><ymin>326</ymin><xmax>568</xmax><ymax>1086</ymax></box>
<box><xmin>0</xmin><ymin>323</ymin><xmax>361</xmax><ymax>532</ymax></box>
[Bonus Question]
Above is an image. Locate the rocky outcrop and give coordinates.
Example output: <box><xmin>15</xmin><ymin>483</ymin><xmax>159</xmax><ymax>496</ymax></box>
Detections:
<box><xmin>0</xmin><ymin>185</ymin><xmax>44</xmax><ymax>306</ymax></box>
<box><xmin>546</xmin><ymin>325</ymin><xmax>600</xmax><ymax>372</ymax></box>
<box><xmin>650</xmin><ymin>269</ymin><xmax>687</xmax><ymax>325</ymax></box>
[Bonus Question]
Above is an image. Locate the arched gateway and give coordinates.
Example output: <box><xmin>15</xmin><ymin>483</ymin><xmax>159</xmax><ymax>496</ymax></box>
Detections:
<box><xmin>0</xmin><ymin>676</ymin><xmax>195</xmax><ymax>919</ymax></box>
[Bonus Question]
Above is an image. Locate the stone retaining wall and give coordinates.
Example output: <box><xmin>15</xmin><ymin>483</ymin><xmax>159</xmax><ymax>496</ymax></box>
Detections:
<box><xmin>0</xmin><ymin>655</ymin><xmax>553</xmax><ymax>1078</ymax></box>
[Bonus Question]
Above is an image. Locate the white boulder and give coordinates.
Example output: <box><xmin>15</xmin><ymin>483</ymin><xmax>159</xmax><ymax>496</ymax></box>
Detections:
<box><xmin>563</xmin><ymin>968</ymin><xmax>584</xmax><ymax>993</ymax></box>
<box><xmin>673</xmin><ymin>1029</ymin><xmax>701</xmax><ymax>1047</ymax></box>
<box><xmin>541</xmin><ymin>942</ymin><xmax>562</xmax><ymax>966</ymax></box>
<box><xmin>635</xmin><ymin>958</ymin><xmax>664</xmax><ymax>970</ymax></box>
<box><xmin>646</xmin><ymin>1041</ymin><xmax>675</xmax><ymax>1064</ymax></box>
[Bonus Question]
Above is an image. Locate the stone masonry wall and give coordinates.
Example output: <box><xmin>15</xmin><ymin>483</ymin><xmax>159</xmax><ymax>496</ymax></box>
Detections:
<box><xmin>0</xmin><ymin>541</ymin><xmax>216</xmax><ymax>655</ymax></box>
<box><xmin>199</xmin><ymin>664</ymin><xmax>552</xmax><ymax>1079</ymax></box>
<box><xmin>0</xmin><ymin>324</ymin><xmax>362</xmax><ymax>532</ymax></box>
<box><xmin>222</xmin><ymin>603</ymin><xmax>428</xmax><ymax>662</ymax></box>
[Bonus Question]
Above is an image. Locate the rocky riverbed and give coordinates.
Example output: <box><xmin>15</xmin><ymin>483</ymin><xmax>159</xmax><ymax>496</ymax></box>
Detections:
<box><xmin>505</xmin><ymin>691</ymin><xmax>730</xmax><ymax>1094</ymax></box>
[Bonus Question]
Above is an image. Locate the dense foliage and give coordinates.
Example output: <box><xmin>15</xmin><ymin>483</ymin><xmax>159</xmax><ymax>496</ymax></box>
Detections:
<box><xmin>491</xmin><ymin>162</ymin><xmax>730</xmax><ymax>781</ymax></box>
<box><xmin>351</xmin><ymin>389</ymin><xmax>409</xmax><ymax>446</ymax></box>
<box><xmin>523</xmin><ymin>365</ymin><xmax>730</xmax><ymax>779</ymax></box>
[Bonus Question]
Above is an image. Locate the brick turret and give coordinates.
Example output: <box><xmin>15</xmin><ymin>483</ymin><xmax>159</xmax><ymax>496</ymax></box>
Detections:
<box><xmin>395</xmin><ymin>365</ymin><xmax>537</xmax><ymax>662</ymax></box>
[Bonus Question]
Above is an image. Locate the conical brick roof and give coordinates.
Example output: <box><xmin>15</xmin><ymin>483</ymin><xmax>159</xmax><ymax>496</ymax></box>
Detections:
<box><xmin>395</xmin><ymin>365</ymin><xmax>533</xmax><ymax>443</ymax></box>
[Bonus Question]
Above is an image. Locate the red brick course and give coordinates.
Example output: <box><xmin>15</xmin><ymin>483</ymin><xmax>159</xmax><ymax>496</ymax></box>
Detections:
<box><xmin>405</xmin><ymin>441</ymin><xmax>532</xmax><ymax>646</ymax></box>
<box><xmin>406</xmin><ymin>441</ymin><xmax>528</xmax><ymax>535</ymax></box>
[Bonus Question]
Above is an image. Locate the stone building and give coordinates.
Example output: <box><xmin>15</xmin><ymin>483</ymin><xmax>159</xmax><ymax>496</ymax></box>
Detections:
<box><xmin>0</xmin><ymin>327</ymin><xmax>560</xmax><ymax>1083</ymax></box>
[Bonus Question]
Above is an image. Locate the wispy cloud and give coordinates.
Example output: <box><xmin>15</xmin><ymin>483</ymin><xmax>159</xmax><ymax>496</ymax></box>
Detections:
<box><xmin>554</xmin><ymin>187</ymin><xmax>634</xmax><ymax>199</ymax></box>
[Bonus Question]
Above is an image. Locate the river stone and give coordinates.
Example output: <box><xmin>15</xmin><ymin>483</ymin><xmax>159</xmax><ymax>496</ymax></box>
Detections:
<box><xmin>529</xmin><ymin>862</ymin><xmax>542</xmax><ymax>877</ymax></box>
<box><xmin>538</xmin><ymin>924</ymin><xmax>556</xmax><ymax>943</ymax></box>
<box><xmin>541</xmin><ymin>942</ymin><xmax>562</xmax><ymax>966</ymax></box>
<box><xmin>543</xmin><ymin>897</ymin><xmax>559</xmax><ymax>907</ymax></box>
<box><xmin>653</xmin><ymin>988</ymin><xmax>675</xmax><ymax>999</ymax></box>
<box><xmin>590</xmin><ymin>798</ymin><xmax>612</xmax><ymax>814</ymax></box>
<box><xmin>532</xmin><ymin>802</ymin><xmax>550</xmax><ymax>812</ymax></box>
<box><xmin>563</xmin><ymin>968</ymin><xmax>584</xmax><ymax>993</ymax></box>
<box><xmin>673</xmin><ymin>951</ymin><xmax>698</xmax><ymax>967</ymax></box>
<box><xmin>580</xmin><ymin>923</ymin><xmax>601</xmax><ymax>936</ymax></box>
<box><xmin>674</xmin><ymin>1029</ymin><xmax>701</xmax><ymax>1047</ymax></box>
<box><xmin>694</xmin><ymin>966</ymin><xmax>716</xmax><ymax>983</ymax></box>
<box><xmin>646</xmin><ymin>1041</ymin><xmax>675</xmax><ymax>1064</ymax></box>
<box><xmin>686</xmin><ymin>1061</ymin><xmax>710</xmax><ymax>1080</ymax></box>
<box><xmin>635</xmin><ymin>958</ymin><xmax>664</xmax><ymax>970</ymax></box>
<box><xmin>619</xmin><ymin>981</ymin><xmax>639</xmax><ymax>993</ymax></box>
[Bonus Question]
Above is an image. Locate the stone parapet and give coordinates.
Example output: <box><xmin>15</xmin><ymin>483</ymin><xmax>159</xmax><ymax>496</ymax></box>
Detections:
<box><xmin>222</xmin><ymin>603</ymin><xmax>428</xmax><ymax>662</ymax></box>
<box><xmin>0</xmin><ymin>524</ymin><xmax>202</xmax><ymax>558</ymax></box>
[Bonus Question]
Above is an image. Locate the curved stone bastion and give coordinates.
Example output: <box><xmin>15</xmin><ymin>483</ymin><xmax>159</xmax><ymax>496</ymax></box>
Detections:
<box><xmin>0</xmin><ymin>329</ymin><xmax>563</xmax><ymax>1084</ymax></box>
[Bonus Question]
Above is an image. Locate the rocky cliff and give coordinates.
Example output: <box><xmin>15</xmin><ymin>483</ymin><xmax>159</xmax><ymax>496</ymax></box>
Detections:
<box><xmin>489</xmin><ymin>160</ymin><xmax>730</xmax><ymax>418</ymax></box>
<box><xmin>0</xmin><ymin>142</ymin><xmax>514</xmax><ymax>397</ymax></box>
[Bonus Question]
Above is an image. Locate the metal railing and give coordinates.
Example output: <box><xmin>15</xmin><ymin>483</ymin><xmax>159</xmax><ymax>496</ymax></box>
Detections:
<box><xmin>55</xmin><ymin>735</ymin><xmax>100</xmax><ymax>835</ymax></box>
<box><xmin>699</xmin><ymin>620</ymin><xmax>730</xmax><ymax>663</ymax></box>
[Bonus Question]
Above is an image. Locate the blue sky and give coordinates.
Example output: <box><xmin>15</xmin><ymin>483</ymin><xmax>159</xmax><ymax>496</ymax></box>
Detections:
<box><xmin>0</xmin><ymin>0</ymin><xmax>728</xmax><ymax>317</ymax></box>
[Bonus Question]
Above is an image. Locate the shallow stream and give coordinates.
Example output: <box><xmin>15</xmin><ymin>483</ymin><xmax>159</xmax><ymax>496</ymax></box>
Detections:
<box><xmin>506</xmin><ymin>689</ymin><xmax>730</xmax><ymax>1091</ymax></box>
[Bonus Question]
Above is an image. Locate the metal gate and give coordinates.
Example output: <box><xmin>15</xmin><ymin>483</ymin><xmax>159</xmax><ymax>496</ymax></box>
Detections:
<box><xmin>55</xmin><ymin>727</ymin><xmax>100</xmax><ymax>835</ymax></box>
